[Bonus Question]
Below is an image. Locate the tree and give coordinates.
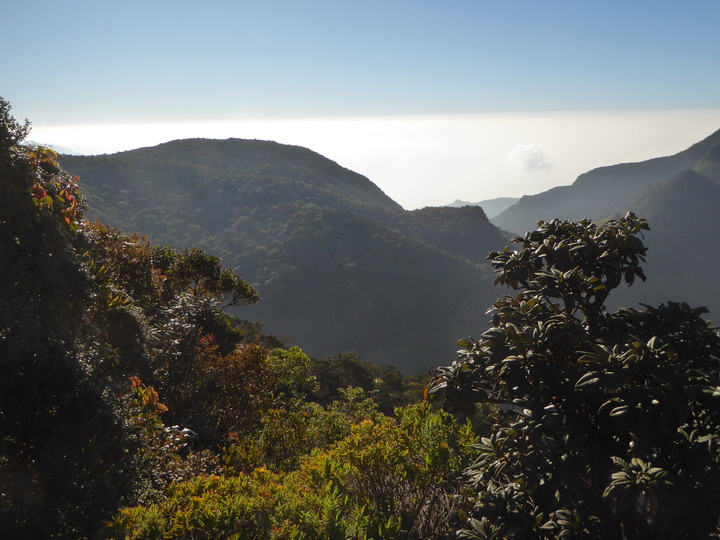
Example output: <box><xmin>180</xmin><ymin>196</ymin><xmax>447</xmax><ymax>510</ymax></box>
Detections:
<box><xmin>428</xmin><ymin>214</ymin><xmax>720</xmax><ymax>538</ymax></box>
<box><xmin>106</xmin><ymin>402</ymin><xmax>480</xmax><ymax>539</ymax></box>
<box><xmin>0</xmin><ymin>98</ymin><xmax>30</xmax><ymax>152</ymax></box>
<box><xmin>0</xmin><ymin>98</ymin><xmax>132</xmax><ymax>537</ymax></box>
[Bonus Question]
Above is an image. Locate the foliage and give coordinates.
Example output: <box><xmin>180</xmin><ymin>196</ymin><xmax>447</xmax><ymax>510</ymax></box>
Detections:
<box><xmin>268</xmin><ymin>346</ymin><xmax>319</xmax><ymax>407</ymax></box>
<box><xmin>106</xmin><ymin>403</ymin><xmax>478</xmax><ymax>539</ymax></box>
<box><xmin>428</xmin><ymin>214</ymin><xmax>720</xmax><ymax>538</ymax></box>
<box><xmin>219</xmin><ymin>384</ymin><xmax>381</xmax><ymax>476</ymax></box>
<box><xmin>311</xmin><ymin>352</ymin><xmax>424</xmax><ymax>413</ymax></box>
<box><xmin>162</xmin><ymin>338</ymin><xmax>275</xmax><ymax>444</ymax></box>
<box><xmin>0</xmin><ymin>98</ymin><xmax>30</xmax><ymax>151</ymax></box>
<box><xmin>324</xmin><ymin>402</ymin><xmax>479</xmax><ymax>538</ymax></box>
<box><xmin>120</xmin><ymin>375</ymin><xmax>223</xmax><ymax>506</ymax></box>
<box><xmin>75</xmin><ymin>218</ymin><xmax>266</xmax><ymax>446</ymax></box>
<box><xmin>79</xmin><ymin>222</ymin><xmax>258</xmax><ymax>314</ymax></box>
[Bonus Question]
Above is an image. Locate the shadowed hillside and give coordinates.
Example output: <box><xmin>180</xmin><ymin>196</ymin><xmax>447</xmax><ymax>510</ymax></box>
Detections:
<box><xmin>609</xmin><ymin>168</ymin><xmax>720</xmax><ymax>315</ymax></box>
<box><xmin>62</xmin><ymin>130</ymin><xmax>720</xmax><ymax>365</ymax></box>
<box><xmin>60</xmin><ymin>139</ymin><xmax>505</xmax><ymax>372</ymax></box>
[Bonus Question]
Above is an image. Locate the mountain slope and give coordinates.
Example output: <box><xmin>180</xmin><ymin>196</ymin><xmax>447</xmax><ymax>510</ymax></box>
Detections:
<box><xmin>492</xmin><ymin>128</ymin><xmax>720</xmax><ymax>234</ymax></box>
<box><xmin>483</xmin><ymin>128</ymin><xmax>720</xmax><ymax>317</ymax></box>
<box><xmin>608</xmin><ymin>169</ymin><xmax>720</xmax><ymax>316</ymax></box>
<box><xmin>445</xmin><ymin>197</ymin><xmax>520</xmax><ymax>218</ymax></box>
<box><xmin>60</xmin><ymin>139</ymin><xmax>504</xmax><ymax>372</ymax></box>
<box><xmin>231</xmin><ymin>205</ymin><xmax>496</xmax><ymax>368</ymax></box>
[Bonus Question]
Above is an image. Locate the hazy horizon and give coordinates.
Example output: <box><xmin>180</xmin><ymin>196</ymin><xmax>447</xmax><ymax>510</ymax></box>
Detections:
<box><xmin>27</xmin><ymin>110</ymin><xmax>720</xmax><ymax>209</ymax></box>
<box><xmin>6</xmin><ymin>1</ymin><xmax>720</xmax><ymax>209</ymax></box>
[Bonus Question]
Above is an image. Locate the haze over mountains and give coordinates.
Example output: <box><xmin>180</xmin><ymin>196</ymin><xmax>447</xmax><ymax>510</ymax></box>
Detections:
<box><xmin>445</xmin><ymin>197</ymin><xmax>520</xmax><ymax>218</ymax></box>
<box><xmin>492</xmin><ymin>128</ymin><xmax>720</xmax><ymax>233</ymax></box>
<box><xmin>59</xmin><ymin>128</ymin><xmax>720</xmax><ymax>372</ymax></box>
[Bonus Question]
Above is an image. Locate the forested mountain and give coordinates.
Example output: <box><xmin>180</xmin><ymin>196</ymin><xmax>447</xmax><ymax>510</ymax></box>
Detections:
<box><xmin>490</xmin><ymin>128</ymin><xmax>720</xmax><ymax>316</ymax></box>
<box><xmin>60</xmin><ymin>139</ymin><xmax>507</xmax><ymax>372</ymax></box>
<box><xmin>59</xmin><ymin>130</ymin><xmax>720</xmax><ymax>364</ymax></box>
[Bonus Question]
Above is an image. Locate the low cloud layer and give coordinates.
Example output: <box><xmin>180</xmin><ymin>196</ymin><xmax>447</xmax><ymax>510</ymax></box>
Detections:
<box><xmin>30</xmin><ymin>111</ymin><xmax>720</xmax><ymax>208</ymax></box>
<box><xmin>506</xmin><ymin>143</ymin><xmax>554</xmax><ymax>172</ymax></box>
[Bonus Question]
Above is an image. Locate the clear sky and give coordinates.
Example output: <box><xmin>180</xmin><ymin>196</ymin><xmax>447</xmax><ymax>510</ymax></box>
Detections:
<box><xmin>4</xmin><ymin>1</ymin><xmax>720</xmax><ymax>208</ymax></box>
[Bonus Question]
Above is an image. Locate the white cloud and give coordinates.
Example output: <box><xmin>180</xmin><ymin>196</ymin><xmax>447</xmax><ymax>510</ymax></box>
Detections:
<box><xmin>506</xmin><ymin>143</ymin><xmax>554</xmax><ymax>173</ymax></box>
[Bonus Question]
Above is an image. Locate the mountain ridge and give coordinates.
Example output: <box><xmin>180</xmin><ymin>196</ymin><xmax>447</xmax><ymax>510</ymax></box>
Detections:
<box><xmin>444</xmin><ymin>196</ymin><xmax>520</xmax><ymax>218</ymax></box>
<box><xmin>492</xmin><ymin>127</ymin><xmax>720</xmax><ymax>234</ymax></box>
<box><xmin>487</xmin><ymin>128</ymin><xmax>720</xmax><ymax>317</ymax></box>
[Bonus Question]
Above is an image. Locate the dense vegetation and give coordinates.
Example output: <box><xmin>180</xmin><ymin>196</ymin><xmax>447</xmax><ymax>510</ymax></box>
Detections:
<box><xmin>0</xmin><ymin>99</ymin><xmax>134</xmax><ymax>537</ymax></box>
<box><xmin>1</xmin><ymin>100</ymin><xmax>473</xmax><ymax>538</ymax></box>
<box><xmin>4</xmin><ymin>98</ymin><xmax>720</xmax><ymax>538</ymax></box>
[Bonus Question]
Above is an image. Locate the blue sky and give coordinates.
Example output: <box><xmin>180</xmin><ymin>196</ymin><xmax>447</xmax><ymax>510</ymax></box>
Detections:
<box><xmin>4</xmin><ymin>1</ymin><xmax>720</xmax><ymax>208</ymax></box>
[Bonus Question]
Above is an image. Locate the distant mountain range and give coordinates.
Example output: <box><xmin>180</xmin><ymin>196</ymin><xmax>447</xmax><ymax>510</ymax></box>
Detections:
<box><xmin>444</xmin><ymin>197</ymin><xmax>520</xmax><ymax>218</ymax></box>
<box><xmin>492</xmin><ymin>129</ymin><xmax>720</xmax><ymax>234</ymax></box>
<box><xmin>59</xmin><ymin>128</ymin><xmax>720</xmax><ymax>371</ymax></box>
<box><xmin>491</xmin><ymin>128</ymin><xmax>720</xmax><ymax>317</ymax></box>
